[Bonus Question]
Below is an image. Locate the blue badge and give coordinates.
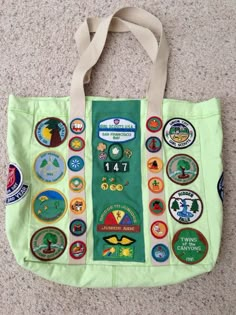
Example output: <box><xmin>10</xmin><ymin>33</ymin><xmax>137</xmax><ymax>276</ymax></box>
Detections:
<box><xmin>6</xmin><ymin>184</ymin><xmax>29</xmax><ymax>205</ymax></box>
<box><xmin>34</xmin><ymin>151</ymin><xmax>66</xmax><ymax>183</ymax></box>
<box><xmin>218</xmin><ymin>173</ymin><xmax>224</xmax><ymax>202</ymax></box>
<box><xmin>6</xmin><ymin>163</ymin><xmax>23</xmax><ymax>196</ymax></box>
<box><xmin>152</xmin><ymin>244</ymin><xmax>170</xmax><ymax>262</ymax></box>
<box><xmin>70</xmin><ymin>219</ymin><xmax>87</xmax><ymax>236</ymax></box>
<box><xmin>68</xmin><ymin>156</ymin><xmax>84</xmax><ymax>172</ymax></box>
<box><xmin>35</xmin><ymin>117</ymin><xmax>67</xmax><ymax>147</ymax></box>
<box><xmin>146</xmin><ymin>137</ymin><xmax>162</xmax><ymax>153</ymax></box>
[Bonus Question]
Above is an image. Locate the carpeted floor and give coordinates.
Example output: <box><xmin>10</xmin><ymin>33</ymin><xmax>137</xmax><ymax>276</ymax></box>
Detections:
<box><xmin>0</xmin><ymin>0</ymin><xmax>236</xmax><ymax>314</ymax></box>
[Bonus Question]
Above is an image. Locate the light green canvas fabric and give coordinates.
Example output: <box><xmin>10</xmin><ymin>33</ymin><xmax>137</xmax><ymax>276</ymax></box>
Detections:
<box><xmin>6</xmin><ymin>95</ymin><xmax>223</xmax><ymax>288</ymax></box>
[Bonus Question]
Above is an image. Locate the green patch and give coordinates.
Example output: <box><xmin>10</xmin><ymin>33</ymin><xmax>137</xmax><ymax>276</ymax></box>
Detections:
<box><xmin>92</xmin><ymin>100</ymin><xmax>145</xmax><ymax>262</ymax></box>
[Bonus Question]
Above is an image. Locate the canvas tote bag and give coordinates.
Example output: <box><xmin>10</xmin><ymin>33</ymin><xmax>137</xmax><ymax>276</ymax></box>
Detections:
<box><xmin>5</xmin><ymin>7</ymin><xmax>224</xmax><ymax>287</ymax></box>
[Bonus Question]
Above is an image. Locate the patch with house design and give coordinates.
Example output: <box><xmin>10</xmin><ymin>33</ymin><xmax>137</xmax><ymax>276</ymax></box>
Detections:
<box><xmin>168</xmin><ymin>190</ymin><xmax>203</xmax><ymax>224</ymax></box>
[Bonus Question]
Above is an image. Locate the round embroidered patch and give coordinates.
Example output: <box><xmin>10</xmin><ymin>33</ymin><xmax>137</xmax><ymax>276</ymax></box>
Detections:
<box><xmin>108</xmin><ymin>143</ymin><xmax>123</xmax><ymax>161</ymax></box>
<box><xmin>146</xmin><ymin>116</ymin><xmax>162</xmax><ymax>132</ymax></box>
<box><xmin>30</xmin><ymin>227</ymin><xmax>67</xmax><ymax>261</ymax></box>
<box><xmin>34</xmin><ymin>151</ymin><xmax>66</xmax><ymax>183</ymax></box>
<box><xmin>169</xmin><ymin>189</ymin><xmax>203</xmax><ymax>224</ymax></box>
<box><xmin>149</xmin><ymin>198</ymin><xmax>166</xmax><ymax>216</ymax></box>
<box><xmin>163</xmin><ymin>118</ymin><xmax>196</xmax><ymax>149</ymax></box>
<box><xmin>147</xmin><ymin>157</ymin><xmax>163</xmax><ymax>173</ymax></box>
<box><xmin>152</xmin><ymin>244</ymin><xmax>169</xmax><ymax>262</ymax></box>
<box><xmin>69</xmin><ymin>219</ymin><xmax>87</xmax><ymax>237</ymax></box>
<box><xmin>70</xmin><ymin>197</ymin><xmax>86</xmax><ymax>215</ymax></box>
<box><xmin>69</xmin><ymin>136</ymin><xmax>85</xmax><ymax>152</ymax></box>
<box><xmin>146</xmin><ymin>137</ymin><xmax>162</xmax><ymax>153</ymax></box>
<box><xmin>98</xmin><ymin>152</ymin><xmax>107</xmax><ymax>160</ymax></box>
<box><xmin>70</xmin><ymin>118</ymin><xmax>85</xmax><ymax>134</ymax></box>
<box><xmin>69</xmin><ymin>176</ymin><xmax>85</xmax><ymax>192</ymax></box>
<box><xmin>35</xmin><ymin>117</ymin><xmax>67</xmax><ymax>147</ymax></box>
<box><xmin>67</xmin><ymin>156</ymin><xmax>84</xmax><ymax>172</ymax></box>
<box><xmin>7</xmin><ymin>163</ymin><xmax>23</xmax><ymax>196</ymax></box>
<box><xmin>32</xmin><ymin>189</ymin><xmax>67</xmax><ymax>223</ymax></box>
<box><xmin>166</xmin><ymin>154</ymin><xmax>199</xmax><ymax>185</ymax></box>
<box><xmin>148</xmin><ymin>177</ymin><xmax>164</xmax><ymax>193</ymax></box>
<box><xmin>69</xmin><ymin>241</ymin><xmax>87</xmax><ymax>259</ymax></box>
<box><xmin>151</xmin><ymin>221</ymin><xmax>168</xmax><ymax>239</ymax></box>
<box><xmin>218</xmin><ymin>173</ymin><xmax>224</xmax><ymax>202</ymax></box>
<box><xmin>172</xmin><ymin>228</ymin><xmax>208</xmax><ymax>264</ymax></box>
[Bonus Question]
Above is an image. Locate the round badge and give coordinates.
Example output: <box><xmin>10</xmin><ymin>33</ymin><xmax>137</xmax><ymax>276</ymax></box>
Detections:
<box><xmin>151</xmin><ymin>221</ymin><xmax>168</xmax><ymax>239</ymax></box>
<box><xmin>147</xmin><ymin>157</ymin><xmax>163</xmax><ymax>173</ymax></box>
<box><xmin>69</xmin><ymin>241</ymin><xmax>87</xmax><ymax>259</ymax></box>
<box><xmin>34</xmin><ymin>151</ymin><xmax>66</xmax><ymax>183</ymax></box>
<box><xmin>30</xmin><ymin>227</ymin><xmax>67</xmax><ymax>261</ymax></box>
<box><xmin>69</xmin><ymin>219</ymin><xmax>86</xmax><ymax>237</ymax></box>
<box><xmin>152</xmin><ymin>244</ymin><xmax>170</xmax><ymax>262</ymax></box>
<box><xmin>163</xmin><ymin>118</ymin><xmax>196</xmax><ymax>149</ymax></box>
<box><xmin>146</xmin><ymin>137</ymin><xmax>162</xmax><ymax>153</ymax></box>
<box><xmin>69</xmin><ymin>176</ymin><xmax>85</xmax><ymax>192</ymax></box>
<box><xmin>148</xmin><ymin>177</ymin><xmax>164</xmax><ymax>193</ymax></box>
<box><xmin>70</xmin><ymin>118</ymin><xmax>85</xmax><ymax>134</ymax></box>
<box><xmin>69</xmin><ymin>137</ymin><xmax>85</xmax><ymax>152</ymax></box>
<box><xmin>32</xmin><ymin>189</ymin><xmax>67</xmax><ymax>223</ymax></box>
<box><xmin>218</xmin><ymin>173</ymin><xmax>224</xmax><ymax>202</ymax></box>
<box><xmin>149</xmin><ymin>198</ymin><xmax>166</xmax><ymax>216</ymax></box>
<box><xmin>146</xmin><ymin>116</ymin><xmax>162</xmax><ymax>132</ymax></box>
<box><xmin>35</xmin><ymin>117</ymin><xmax>67</xmax><ymax>147</ymax></box>
<box><xmin>172</xmin><ymin>228</ymin><xmax>208</xmax><ymax>264</ymax></box>
<box><xmin>67</xmin><ymin>156</ymin><xmax>84</xmax><ymax>172</ymax></box>
<box><xmin>70</xmin><ymin>197</ymin><xmax>86</xmax><ymax>215</ymax></box>
<box><xmin>108</xmin><ymin>143</ymin><xmax>123</xmax><ymax>161</ymax></box>
<box><xmin>166</xmin><ymin>154</ymin><xmax>199</xmax><ymax>185</ymax></box>
<box><xmin>169</xmin><ymin>189</ymin><xmax>203</xmax><ymax>224</ymax></box>
<box><xmin>101</xmin><ymin>183</ymin><xmax>109</xmax><ymax>190</ymax></box>
<box><xmin>6</xmin><ymin>163</ymin><xmax>23</xmax><ymax>196</ymax></box>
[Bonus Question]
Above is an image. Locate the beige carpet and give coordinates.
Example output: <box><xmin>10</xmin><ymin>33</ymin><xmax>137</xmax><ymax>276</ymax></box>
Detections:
<box><xmin>0</xmin><ymin>0</ymin><xmax>236</xmax><ymax>314</ymax></box>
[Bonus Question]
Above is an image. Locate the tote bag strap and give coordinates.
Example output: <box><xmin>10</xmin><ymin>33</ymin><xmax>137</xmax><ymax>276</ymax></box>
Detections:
<box><xmin>70</xmin><ymin>6</ymin><xmax>169</xmax><ymax>118</ymax></box>
<box><xmin>74</xmin><ymin>17</ymin><xmax>158</xmax><ymax>84</ymax></box>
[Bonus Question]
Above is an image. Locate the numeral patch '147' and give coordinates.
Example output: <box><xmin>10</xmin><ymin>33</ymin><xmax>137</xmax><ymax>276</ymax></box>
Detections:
<box><xmin>104</xmin><ymin>162</ymin><xmax>129</xmax><ymax>173</ymax></box>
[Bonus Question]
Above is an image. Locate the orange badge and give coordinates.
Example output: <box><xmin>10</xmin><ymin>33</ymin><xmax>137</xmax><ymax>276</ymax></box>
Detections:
<box><xmin>148</xmin><ymin>177</ymin><xmax>164</xmax><ymax>193</ymax></box>
<box><xmin>147</xmin><ymin>157</ymin><xmax>163</xmax><ymax>173</ymax></box>
<box><xmin>70</xmin><ymin>197</ymin><xmax>86</xmax><ymax>215</ymax></box>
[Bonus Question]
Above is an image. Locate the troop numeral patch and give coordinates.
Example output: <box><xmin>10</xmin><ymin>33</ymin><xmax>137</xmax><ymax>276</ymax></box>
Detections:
<box><xmin>104</xmin><ymin>162</ymin><xmax>129</xmax><ymax>172</ymax></box>
<box><xmin>30</xmin><ymin>227</ymin><xmax>67</xmax><ymax>261</ymax></box>
<box><xmin>169</xmin><ymin>190</ymin><xmax>203</xmax><ymax>224</ymax></box>
<box><xmin>163</xmin><ymin>118</ymin><xmax>196</xmax><ymax>149</ymax></box>
<box><xmin>166</xmin><ymin>154</ymin><xmax>199</xmax><ymax>185</ymax></box>
<box><xmin>172</xmin><ymin>228</ymin><xmax>208</xmax><ymax>264</ymax></box>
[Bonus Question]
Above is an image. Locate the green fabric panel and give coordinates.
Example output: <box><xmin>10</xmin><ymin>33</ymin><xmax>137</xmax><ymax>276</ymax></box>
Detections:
<box><xmin>91</xmin><ymin>100</ymin><xmax>145</xmax><ymax>262</ymax></box>
<box><xmin>5</xmin><ymin>95</ymin><xmax>223</xmax><ymax>288</ymax></box>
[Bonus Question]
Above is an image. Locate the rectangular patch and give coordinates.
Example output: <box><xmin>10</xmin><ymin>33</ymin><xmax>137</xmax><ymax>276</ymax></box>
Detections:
<box><xmin>92</xmin><ymin>100</ymin><xmax>145</xmax><ymax>262</ymax></box>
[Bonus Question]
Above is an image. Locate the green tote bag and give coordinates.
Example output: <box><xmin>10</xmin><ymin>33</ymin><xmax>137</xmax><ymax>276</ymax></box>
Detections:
<box><xmin>5</xmin><ymin>7</ymin><xmax>224</xmax><ymax>288</ymax></box>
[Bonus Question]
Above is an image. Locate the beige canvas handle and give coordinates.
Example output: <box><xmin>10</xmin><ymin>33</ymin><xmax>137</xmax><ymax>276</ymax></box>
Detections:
<box><xmin>74</xmin><ymin>17</ymin><xmax>158</xmax><ymax>84</ymax></box>
<box><xmin>70</xmin><ymin>6</ymin><xmax>169</xmax><ymax>117</ymax></box>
